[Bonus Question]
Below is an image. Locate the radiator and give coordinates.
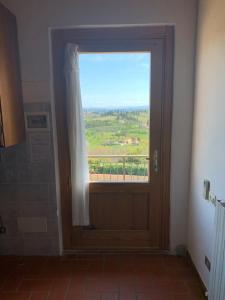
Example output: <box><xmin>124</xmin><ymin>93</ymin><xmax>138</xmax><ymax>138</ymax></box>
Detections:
<box><xmin>209</xmin><ymin>201</ymin><xmax>225</xmax><ymax>300</ymax></box>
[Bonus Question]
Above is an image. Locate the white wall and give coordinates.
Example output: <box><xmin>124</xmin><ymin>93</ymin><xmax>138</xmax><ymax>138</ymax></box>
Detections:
<box><xmin>2</xmin><ymin>0</ymin><xmax>198</xmax><ymax>251</ymax></box>
<box><xmin>188</xmin><ymin>0</ymin><xmax>225</xmax><ymax>287</ymax></box>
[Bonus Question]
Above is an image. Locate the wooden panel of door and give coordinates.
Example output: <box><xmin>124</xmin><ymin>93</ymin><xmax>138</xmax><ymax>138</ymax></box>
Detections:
<box><xmin>90</xmin><ymin>192</ymin><xmax>149</xmax><ymax>230</ymax></box>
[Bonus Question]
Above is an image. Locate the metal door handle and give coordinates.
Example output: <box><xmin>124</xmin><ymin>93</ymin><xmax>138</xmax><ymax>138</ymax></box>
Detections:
<box><xmin>153</xmin><ymin>150</ymin><xmax>159</xmax><ymax>173</ymax></box>
<box><xmin>67</xmin><ymin>176</ymin><xmax>71</xmax><ymax>191</ymax></box>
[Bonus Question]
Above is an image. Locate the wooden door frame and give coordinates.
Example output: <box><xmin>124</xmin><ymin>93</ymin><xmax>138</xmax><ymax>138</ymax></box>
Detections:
<box><xmin>51</xmin><ymin>26</ymin><xmax>174</xmax><ymax>251</ymax></box>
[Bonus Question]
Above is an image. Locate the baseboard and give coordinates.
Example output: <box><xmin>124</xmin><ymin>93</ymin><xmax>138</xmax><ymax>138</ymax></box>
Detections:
<box><xmin>186</xmin><ymin>251</ymin><xmax>208</xmax><ymax>298</ymax></box>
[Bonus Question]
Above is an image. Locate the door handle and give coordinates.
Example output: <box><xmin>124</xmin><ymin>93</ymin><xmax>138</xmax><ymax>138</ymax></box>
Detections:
<box><xmin>153</xmin><ymin>150</ymin><xmax>159</xmax><ymax>173</ymax></box>
<box><xmin>67</xmin><ymin>175</ymin><xmax>71</xmax><ymax>191</ymax></box>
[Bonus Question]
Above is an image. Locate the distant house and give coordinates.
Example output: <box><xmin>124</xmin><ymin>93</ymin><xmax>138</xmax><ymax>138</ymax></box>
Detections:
<box><xmin>124</xmin><ymin>137</ymin><xmax>140</xmax><ymax>145</ymax></box>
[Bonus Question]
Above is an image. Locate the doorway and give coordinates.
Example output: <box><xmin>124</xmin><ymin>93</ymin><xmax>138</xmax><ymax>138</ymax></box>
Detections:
<box><xmin>51</xmin><ymin>26</ymin><xmax>174</xmax><ymax>252</ymax></box>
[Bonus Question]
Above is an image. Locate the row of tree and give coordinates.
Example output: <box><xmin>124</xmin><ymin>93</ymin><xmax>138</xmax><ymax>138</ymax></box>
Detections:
<box><xmin>88</xmin><ymin>160</ymin><xmax>148</xmax><ymax>176</ymax></box>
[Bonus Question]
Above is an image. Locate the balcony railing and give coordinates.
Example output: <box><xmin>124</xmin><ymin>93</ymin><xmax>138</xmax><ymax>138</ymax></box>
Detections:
<box><xmin>88</xmin><ymin>155</ymin><xmax>149</xmax><ymax>182</ymax></box>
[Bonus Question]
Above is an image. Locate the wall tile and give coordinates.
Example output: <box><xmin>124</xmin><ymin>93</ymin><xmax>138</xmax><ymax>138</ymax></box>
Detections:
<box><xmin>0</xmin><ymin>103</ymin><xmax>59</xmax><ymax>256</ymax></box>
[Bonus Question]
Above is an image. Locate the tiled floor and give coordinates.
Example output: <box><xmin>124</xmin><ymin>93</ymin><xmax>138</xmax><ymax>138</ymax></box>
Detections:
<box><xmin>0</xmin><ymin>255</ymin><xmax>205</xmax><ymax>299</ymax></box>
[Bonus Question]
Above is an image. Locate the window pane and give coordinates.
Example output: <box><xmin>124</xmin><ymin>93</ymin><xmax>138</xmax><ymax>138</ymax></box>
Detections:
<box><xmin>80</xmin><ymin>53</ymin><xmax>151</xmax><ymax>182</ymax></box>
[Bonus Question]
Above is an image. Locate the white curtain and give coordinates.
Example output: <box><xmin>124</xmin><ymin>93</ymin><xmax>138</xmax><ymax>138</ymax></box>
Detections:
<box><xmin>64</xmin><ymin>44</ymin><xmax>90</xmax><ymax>226</ymax></box>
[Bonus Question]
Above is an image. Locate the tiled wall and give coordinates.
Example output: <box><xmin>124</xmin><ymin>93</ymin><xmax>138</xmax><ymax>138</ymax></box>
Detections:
<box><xmin>0</xmin><ymin>103</ymin><xmax>59</xmax><ymax>255</ymax></box>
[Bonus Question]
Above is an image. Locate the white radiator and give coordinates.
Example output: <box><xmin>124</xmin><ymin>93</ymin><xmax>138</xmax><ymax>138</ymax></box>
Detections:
<box><xmin>209</xmin><ymin>201</ymin><xmax>225</xmax><ymax>300</ymax></box>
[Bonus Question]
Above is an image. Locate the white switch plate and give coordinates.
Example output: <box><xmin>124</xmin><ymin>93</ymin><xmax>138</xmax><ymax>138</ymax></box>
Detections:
<box><xmin>209</xmin><ymin>192</ymin><xmax>217</xmax><ymax>206</ymax></box>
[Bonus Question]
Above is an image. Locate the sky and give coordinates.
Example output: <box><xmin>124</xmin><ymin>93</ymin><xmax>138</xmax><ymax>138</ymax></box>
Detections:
<box><xmin>79</xmin><ymin>53</ymin><xmax>151</xmax><ymax>109</ymax></box>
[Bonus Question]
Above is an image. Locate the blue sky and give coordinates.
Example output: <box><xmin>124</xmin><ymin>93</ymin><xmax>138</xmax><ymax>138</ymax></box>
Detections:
<box><xmin>79</xmin><ymin>53</ymin><xmax>151</xmax><ymax>108</ymax></box>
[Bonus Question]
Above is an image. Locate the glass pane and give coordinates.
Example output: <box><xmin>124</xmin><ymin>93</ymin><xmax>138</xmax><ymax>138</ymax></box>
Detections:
<box><xmin>80</xmin><ymin>52</ymin><xmax>151</xmax><ymax>182</ymax></box>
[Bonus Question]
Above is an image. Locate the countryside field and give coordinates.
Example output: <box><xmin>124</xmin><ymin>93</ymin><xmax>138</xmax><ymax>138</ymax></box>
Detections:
<box><xmin>84</xmin><ymin>107</ymin><xmax>150</xmax><ymax>181</ymax></box>
<box><xmin>84</xmin><ymin>107</ymin><xmax>149</xmax><ymax>156</ymax></box>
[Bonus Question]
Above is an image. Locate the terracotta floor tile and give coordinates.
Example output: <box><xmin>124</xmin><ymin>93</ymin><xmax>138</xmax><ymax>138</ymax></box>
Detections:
<box><xmin>42</xmin><ymin>262</ymin><xmax>73</xmax><ymax>278</ymax></box>
<box><xmin>51</xmin><ymin>278</ymin><xmax>70</xmax><ymax>291</ymax></box>
<box><xmin>30</xmin><ymin>292</ymin><xmax>48</xmax><ymax>300</ymax></box>
<box><xmin>0</xmin><ymin>276</ymin><xmax>8</xmax><ymax>290</ymax></box>
<box><xmin>86</xmin><ymin>277</ymin><xmax>119</xmax><ymax>293</ymax></box>
<box><xmin>0</xmin><ymin>262</ymin><xmax>19</xmax><ymax>277</ymax></box>
<box><xmin>150</xmin><ymin>279</ymin><xmax>189</xmax><ymax>294</ymax></box>
<box><xmin>69</xmin><ymin>275</ymin><xmax>86</xmax><ymax>293</ymax></box>
<box><xmin>14</xmin><ymin>258</ymin><xmax>47</xmax><ymax>278</ymax></box>
<box><xmin>119</xmin><ymin>273</ymin><xmax>136</xmax><ymax>285</ymax></box>
<box><xmin>19</xmin><ymin>279</ymin><xmax>52</xmax><ymax>292</ymax></box>
<box><xmin>101</xmin><ymin>292</ymin><xmax>119</xmax><ymax>300</ymax></box>
<box><xmin>48</xmin><ymin>290</ymin><xmax>68</xmax><ymax>300</ymax></box>
<box><xmin>171</xmin><ymin>294</ymin><xmax>204</xmax><ymax>300</ymax></box>
<box><xmin>136</xmin><ymin>273</ymin><xmax>162</xmax><ymax>292</ymax></box>
<box><xmin>135</xmin><ymin>267</ymin><xmax>168</xmax><ymax>281</ymax></box>
<box><xmin>187</xmin><ymin>289</ymin><xmax>205</xmax><ymax>300</ymax></box>
<box><xmin>2</xmin><ymin>275</ymin><xmax>23</xmax><ymax>291</ymax></box>
<box><xmin>47</xmin><ymin>279</ymin><xmax>70</xmax><ymax>300</ymax></box>
<box><xmin>70</xmin><ymin>261</ymin><xmax>90</xmax><ymax>274</ymax></box>
<box><xmin>0</xmin><ymin>254</ymin><xmax>206</xmax><ymax>300</ymax></box>
<box><xmin>137</xmin><ymin>292</ymin><xmax>172</xmax><ymax>300</ymax></box>
<box><xmin>0</xmin><ymin>292</ymin><xmax>30</xmax><ymax>300</ymax></box>
<box><xmin>120</xmin><ymin>289</ymin><xmax>136</xmax><ymax>300</ymax></box>
<box><xmin>66</xmin><ymin>291</ymin><xmax>101</xmax><ymax>300</ymax></box>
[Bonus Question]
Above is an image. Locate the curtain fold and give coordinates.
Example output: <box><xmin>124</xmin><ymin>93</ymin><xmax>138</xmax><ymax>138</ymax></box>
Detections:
<box><xmin>64</xmin><ymin>44</ymin><xmax>90</xmax><ymax>226</ymax></box>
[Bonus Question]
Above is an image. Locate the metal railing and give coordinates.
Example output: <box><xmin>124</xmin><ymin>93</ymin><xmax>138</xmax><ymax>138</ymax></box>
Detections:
<box><xmin>88</xmin><ymin>155</ymin><xmax>149</xmax><ymax>182</ymax></box>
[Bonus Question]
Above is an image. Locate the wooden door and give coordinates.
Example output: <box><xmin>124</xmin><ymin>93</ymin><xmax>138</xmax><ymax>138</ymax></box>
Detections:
<box><xmin>51</xmin><ymin>26</ymin><xmax>174</xmax><ymax>252</ymax></box>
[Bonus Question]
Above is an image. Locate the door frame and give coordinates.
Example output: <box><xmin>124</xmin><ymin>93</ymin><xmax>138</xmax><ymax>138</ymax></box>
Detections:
<box><xmin>51</xmin><ymin>26</ymin><xmax>174</xmax><ymax>251</ymax></box>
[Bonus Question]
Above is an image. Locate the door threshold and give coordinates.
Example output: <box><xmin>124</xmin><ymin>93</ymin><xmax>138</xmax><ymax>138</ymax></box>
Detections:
<box><xmin>63</xmin><ymin>248</ymin><xmax>171</xmax><ymax>255</ymax></box>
